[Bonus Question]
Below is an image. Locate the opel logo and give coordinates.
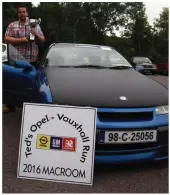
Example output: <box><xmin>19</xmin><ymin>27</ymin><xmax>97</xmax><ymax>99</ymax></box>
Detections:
<box><xmin>120</xmin><ymin>96</ymin><xmax>127</xmax><ymax>100</ymax></box>
<box><xmin>39</xmin><ymin>136</ymin><xmax>48</xmax><ymax>145</ymax></box>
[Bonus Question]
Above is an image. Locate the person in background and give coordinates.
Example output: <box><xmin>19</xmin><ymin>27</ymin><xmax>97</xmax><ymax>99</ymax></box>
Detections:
<box><xmin>4</xmin><ymin>4</ymin><xmax>45</xmax><ymax>67</ymax></box>
<box><xmin>3</xmin><ymin>5</ymin><xmax>45</xmax><ymax>112</ymax></box>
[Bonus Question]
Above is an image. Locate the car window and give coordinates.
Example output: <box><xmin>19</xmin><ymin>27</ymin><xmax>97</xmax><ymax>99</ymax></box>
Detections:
<box><xmin>133</xmin><ymin>57</ymin><xmax>152</xmax><ymax>64</ymax></box>
<box><xmin>44</xmin><ymin>45</ymin><xmax>131</xmax><ymax>67</ymax></box>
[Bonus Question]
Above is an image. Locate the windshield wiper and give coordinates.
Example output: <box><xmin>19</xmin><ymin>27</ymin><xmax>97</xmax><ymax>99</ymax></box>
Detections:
<box><xmin>56</xmin><ymin>65</ymin><xmax>107</xmax><ymax>69</ymax></box>
<box><xmin>55</xmin><ymin>64</ymin><xmax>132</xmax><ymax>70</ymax></box>
<box><xmin>75</xmin><ymin>65</ymin><xmax>108</xmax><ymax>69</ymax></box>
<box><xmin>108</xmin><ymin>65</ymin><xmax>133</xmax><ymax>70</ymax></box>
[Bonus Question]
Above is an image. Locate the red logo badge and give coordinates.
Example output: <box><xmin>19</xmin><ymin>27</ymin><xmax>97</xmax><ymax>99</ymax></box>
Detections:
<box><xmin>62</xmin><ymin>137</ymin><xmax>76</xmax><ymax>152</ymax></box>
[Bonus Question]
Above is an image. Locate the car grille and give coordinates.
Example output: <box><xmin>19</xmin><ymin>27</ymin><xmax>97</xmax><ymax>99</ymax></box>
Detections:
<box><xmin>95</xmin><ymin>129</ymin><xmax>168</xmax><ymax>152</ymax></box>
<box><xmin>97</xmin><ymin>111</ymin><xmax>153</xmax><ymax>122</ymax></box>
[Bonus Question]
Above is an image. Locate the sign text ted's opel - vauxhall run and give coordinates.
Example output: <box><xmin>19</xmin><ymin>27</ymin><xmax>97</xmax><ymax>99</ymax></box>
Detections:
<box><xmin>17</xmin><ymin>103</ymin><xmax>97</xmax><ymax>185</ymax></box>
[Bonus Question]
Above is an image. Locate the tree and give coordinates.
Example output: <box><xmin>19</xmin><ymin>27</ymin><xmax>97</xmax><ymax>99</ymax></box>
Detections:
<box><xmin>121</xmin><ymin>2</ymin><xmax>153</xmax><ymax>56</ymax></box>
<box><xmin>153</xmin><ymin>7</ymin><xmax>169</xmax><ymax>59</ymax></box>
<box><xmin>2</xmin><ymin>2</ymin><xmax>168</xmax><ymax>62</ymax></box>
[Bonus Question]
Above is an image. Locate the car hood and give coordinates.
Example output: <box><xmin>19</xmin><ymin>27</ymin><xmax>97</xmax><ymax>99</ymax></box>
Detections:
<box><xmin>45</xmin><ymin>67</ymin><xmax>168</xmax><ymax>108</ymax></box>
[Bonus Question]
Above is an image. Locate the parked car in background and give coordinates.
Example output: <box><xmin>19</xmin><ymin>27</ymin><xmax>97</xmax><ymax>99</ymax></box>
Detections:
<box><xmin>155</xmin><ymin>57</ymin><xmax>169</xmax><ymax>76</ymax></box>
<box><xmin>3</xmin><ymin>43</ymin><xmax>168</xmax><ymax>164</ymax></box>
<box><xmin>131</xmin><ymin>56</ymin><xmax>158</xmax><ymax>75</ymax></box>
<box><xmin>2</xmin><ymin>43</ymin><xmax>7</xmax><ymax>62</ymax></box>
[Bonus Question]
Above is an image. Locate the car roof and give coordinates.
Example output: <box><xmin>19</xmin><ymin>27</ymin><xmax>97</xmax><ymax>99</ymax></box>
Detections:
<box><xmin>49</xmin><ymin>43</ymin><xmax>114</xmax><ymax>50</ymax></box>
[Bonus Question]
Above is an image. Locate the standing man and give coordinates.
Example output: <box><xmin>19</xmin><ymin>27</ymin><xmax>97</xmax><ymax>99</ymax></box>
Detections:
<box><xmin>4</xmin><ymin>5</ymin><xmax>45</xmax><ymax>67</ymax></box>
<box><xmin>3</xmin><ymin>5</ymin><xmax>45</xmax><ymax>112</ymax></box>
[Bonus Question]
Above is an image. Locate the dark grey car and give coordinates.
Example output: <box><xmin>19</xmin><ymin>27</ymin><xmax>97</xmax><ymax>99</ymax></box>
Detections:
<box><xmin>131</xmin><ymin>56</ymin><xmax>158</xmax><ymax>75</ymax></box>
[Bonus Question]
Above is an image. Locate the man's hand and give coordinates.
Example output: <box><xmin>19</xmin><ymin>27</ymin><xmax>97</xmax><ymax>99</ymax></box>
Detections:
<box><xmin>30</xmin><ymin>28</ymin><xmax>37</xmax><ymax>36</ymax></box>
<box><xmin>30</xmin><ymin>27</ymin><xmax>45</xmax><ymax>43</ymax></box>
<box><xmin>21</xmin><ymin>37</ymin><xmax>29</xmax><ymax>43</ymax></box>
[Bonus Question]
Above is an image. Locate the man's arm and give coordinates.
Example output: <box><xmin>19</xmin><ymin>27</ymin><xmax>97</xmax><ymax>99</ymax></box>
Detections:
<box><xmin>35</xmin><ymin>33</ymin><xmax>45</xmax><ymax>43</ymax></box>
<box><xmin>4</xmin><ymin>36</ymin><xmax>29</xmax><ymax>44</ymax></box>
<box><xmin>4</xmin><ymin>22</ymin><xmax>29</xmax><ymax>45</ymax></box>
<box><xmin>31</xmin><ymin>25</ymin><xmax>45</xmax><ymax>44</ymax></box>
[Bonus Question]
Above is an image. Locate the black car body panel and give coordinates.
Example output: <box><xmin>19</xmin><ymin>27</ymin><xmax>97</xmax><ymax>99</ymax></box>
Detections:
<box><xmin>45</xmin><ymin>67</ymin><xmax>168</xmax><ymax>108</ymax></box>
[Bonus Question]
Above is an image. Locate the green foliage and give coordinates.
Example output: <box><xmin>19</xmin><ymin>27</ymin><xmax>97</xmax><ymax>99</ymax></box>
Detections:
<box><xmin>153</xmin><ymin>7</ymin><xmax>169</xmax><ymax>60</ymax></box>
<box><xmin>2</xmin><ymin>2</ymin><xmax>168</xmax><ymax>61</ymax></box>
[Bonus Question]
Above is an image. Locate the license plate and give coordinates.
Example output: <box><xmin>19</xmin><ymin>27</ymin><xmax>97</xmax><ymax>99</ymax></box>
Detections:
<box><xmin>98</xmin><ymin>130</ymin><xmax>157</xmax><ymax>144</ymax></box>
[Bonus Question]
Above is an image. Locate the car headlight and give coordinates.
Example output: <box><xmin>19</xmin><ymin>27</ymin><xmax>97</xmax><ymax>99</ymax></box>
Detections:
<box><xmin>156</xmin><ymin>105</ymin><xmax>169</xmax><ymax>115</ymax></box>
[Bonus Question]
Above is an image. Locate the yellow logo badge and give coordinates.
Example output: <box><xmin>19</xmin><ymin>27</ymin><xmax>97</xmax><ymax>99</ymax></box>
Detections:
<box><xmin>37</xmin><ymin>135</ymin><xmax>50</xmax><ymax>150</ymax></box>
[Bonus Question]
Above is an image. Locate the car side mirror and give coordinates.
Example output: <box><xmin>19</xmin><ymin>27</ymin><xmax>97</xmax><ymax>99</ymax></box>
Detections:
<box><xmin>14</xmin><ymin>60</ymin><xmax>35</xmax><ymax>71</ymax></box>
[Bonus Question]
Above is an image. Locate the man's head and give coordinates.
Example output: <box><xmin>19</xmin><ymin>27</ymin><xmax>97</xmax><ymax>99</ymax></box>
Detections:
<box><xmin>17</xmin><ymin>5</ymin><xmax>28</xmax><ymax>22</ymax></box>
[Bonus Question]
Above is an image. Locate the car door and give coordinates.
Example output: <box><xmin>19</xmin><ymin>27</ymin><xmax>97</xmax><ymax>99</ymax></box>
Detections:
<box><xmin>3</xmin><ymin>44</ymin><xmax>39</xmax><ymax>107</ymax></box>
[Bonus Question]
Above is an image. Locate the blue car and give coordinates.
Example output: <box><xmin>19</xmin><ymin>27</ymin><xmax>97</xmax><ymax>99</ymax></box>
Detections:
<box><xmin>3</xmin><ymin>43</ymin><xmax>168</xmax><ymax>164</ymax></box>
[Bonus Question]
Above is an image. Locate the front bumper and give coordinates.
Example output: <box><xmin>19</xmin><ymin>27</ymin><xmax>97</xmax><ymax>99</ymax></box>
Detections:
<box><xmin>95</xmin><ymin>107</ymin><xmax>168</xmax><ymax>164</ymax></box>
<box><xmin>140</xmin><ymin>68</ymin><xmax>157</xmax><ymax>74</ymax></box>
<box><xmin>95</xmin><ymin>145</ymin><xmax>168</xmax><ymax>164</ymax></box>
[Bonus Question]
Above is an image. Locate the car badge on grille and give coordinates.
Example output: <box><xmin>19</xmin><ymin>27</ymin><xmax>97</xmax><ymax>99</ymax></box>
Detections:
<box><xmin>119</xmin><ymin>96</ymin><xmax>127</xmax><ymax>100</ymax></box>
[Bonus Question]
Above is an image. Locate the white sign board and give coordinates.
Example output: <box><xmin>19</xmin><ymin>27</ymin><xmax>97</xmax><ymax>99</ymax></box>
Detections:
<box><xmin>17</xmin><ymin>103</ymin><xmax>97</xmax><ymax>185</ymax></box>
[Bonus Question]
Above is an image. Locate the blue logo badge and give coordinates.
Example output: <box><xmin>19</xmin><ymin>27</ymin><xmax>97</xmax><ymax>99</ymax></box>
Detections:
<box><xmin>50</xmin><ymin>137</ymin><xmax>62</xmax><ymax>150</ymax></box>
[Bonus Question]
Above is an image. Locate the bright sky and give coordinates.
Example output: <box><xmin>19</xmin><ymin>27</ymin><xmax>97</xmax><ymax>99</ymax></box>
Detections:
<box><xmin>144</xmin><ymin>1</ymin><xmax>169</xmax><ymax>25</ymax></box>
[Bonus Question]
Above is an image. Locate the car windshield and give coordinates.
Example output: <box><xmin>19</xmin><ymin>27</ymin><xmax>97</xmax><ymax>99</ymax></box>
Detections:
<box><xmin>44</xmin><ymin>45</ymin><xmax>132</xmax><ymax>68</ymax></box>
<box><xmin>133</xmin><ymin>57</ymin><xmax>152</xmax><ymax>64</ymax></box>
